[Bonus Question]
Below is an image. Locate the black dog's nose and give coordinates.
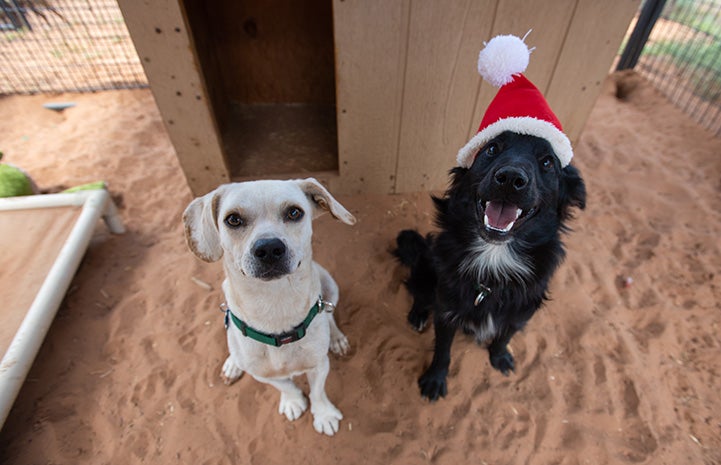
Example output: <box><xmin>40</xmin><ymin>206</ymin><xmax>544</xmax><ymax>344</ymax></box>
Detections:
<box><xmin>494</xmin><ymin>167</ymin><xmax>529</xmax><ymax>191</ymax></box>
<box><xmin>252</xmin><ymin>238</ymin><xmax>286</xmax><ymax>262</ymax></box>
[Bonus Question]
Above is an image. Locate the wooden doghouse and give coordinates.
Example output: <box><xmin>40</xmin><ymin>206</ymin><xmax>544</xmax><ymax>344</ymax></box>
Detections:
<box><xmin>118</xmin><ymin>0</ymin><xmax>639</xmax><ymax>196</ymax></box>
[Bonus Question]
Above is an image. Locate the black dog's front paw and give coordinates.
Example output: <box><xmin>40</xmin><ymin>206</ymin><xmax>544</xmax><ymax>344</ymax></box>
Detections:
<box><xmin>489</xmin><ymin>347</ymin><xmax>515</xmax><ymax>376</ymax></box>
<box><xmin>407</xmin><ymin>304</ymin><xmax>429</xmax><ymax>332</ymax></box>
<box><xmin>418</xmin><ymin>368</ymin><xmax>448</xmax><ymax>401</ymax></box>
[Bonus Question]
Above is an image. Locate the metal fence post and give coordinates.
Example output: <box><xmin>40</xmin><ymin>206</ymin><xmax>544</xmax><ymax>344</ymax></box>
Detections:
<box><xmin>617</xmin><ymin>0</ymin><xmax>668</xmax><ymax>71</ymax></box>
<box><xmin>0</xmin><ymin>0</ymin><xmax>31</xmax><ymax>30</ymax></box>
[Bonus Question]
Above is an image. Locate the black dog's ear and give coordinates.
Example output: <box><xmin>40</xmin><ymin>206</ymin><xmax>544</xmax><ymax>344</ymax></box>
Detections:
<box><xmin>447</xmin><ymin>166</ymin><xmax>469</xmax><ymax>189</ymax></box>
<box><xmin>444</xmin><ymin>166</ymin><xmax>472</xmax><ymax>210</ymax></box>
<box><xmin>558</xmin><ymin>164</ymin><xmax>586</xmax><ymax>221</ymax></box>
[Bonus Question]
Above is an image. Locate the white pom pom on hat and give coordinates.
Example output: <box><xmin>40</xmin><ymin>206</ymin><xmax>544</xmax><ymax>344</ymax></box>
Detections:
<box><xmin>457</xmin><ymin>32</ymin><xmax>574</xmax><ymax>169</ymax></box>
<box><xmin>477</xmin><ymin>34</ymin><xmax>531</xmax><ymax>87</ymax></box>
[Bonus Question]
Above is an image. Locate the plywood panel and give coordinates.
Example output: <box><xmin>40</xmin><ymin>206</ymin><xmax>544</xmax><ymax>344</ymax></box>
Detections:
<box><xmin>393</xmin><ymin>0</ymin><xmax>497</xmax><ymax>193</ymax></box>
<box><xmin>546</xmin><ymin>0</ymin><xmax>641</xmax><ymax>143</ymax></box>
<box><xmin>202</xmin><ymin>0</ymin><xmax>336</xmax><ymax>104</ymax></box>
<box><xmin>181</xmin><ymin>0</ymin><xmax>228</xmax><ymax>133</ymax></box>
<box><xmin>391</xmin><ymin>0</ymin><xmax>636</xmax><ymax>193</ymax></box>
<box><xmin>332</xmin><ymin>0</ymin><xmax>410</xmax><ymax>195</ymax></box>
<box><xmin>123</xmin><ymin>0</ymin><xmax>638</xmax><ymax>195</ymax></box>
<box><xmin>118</xmin><ymin>0</ymin><xmax>230</xmax><ymax>196</ymax></box>
<box><xmin>225</xmin><ymin>103</ymin><xmax>338</xmax><ymax>177</ymax></box>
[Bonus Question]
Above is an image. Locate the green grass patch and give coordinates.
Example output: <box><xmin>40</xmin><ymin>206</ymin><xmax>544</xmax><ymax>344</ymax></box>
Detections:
<box><xmin>645</xmin><ymin>39</ymin><xmax>721</xmax><ymax>76</ymax></box>
<box><xmin>665</xmin><ymin>0</ymin><xmax>721</xmax><ymax>38</ymax></box>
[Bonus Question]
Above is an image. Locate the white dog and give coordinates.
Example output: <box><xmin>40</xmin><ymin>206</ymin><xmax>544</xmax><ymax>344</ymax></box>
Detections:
<box><xmin>183</xmin><ymin>178</ymin><xmax>356</xmax><ymax>435</ymax></box>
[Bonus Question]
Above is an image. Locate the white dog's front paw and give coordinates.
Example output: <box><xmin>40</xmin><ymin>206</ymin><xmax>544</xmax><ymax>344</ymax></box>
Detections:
<box><xmin>330</xmin><ymin>332</ymin><xmax>350</xmax><ymax>356</ymax></box>
<box><xmin>221</xmin><ymin>356</ymin><xmax>244</xmax><ymax>385</ymax></box>
<box><xmin>279</xmin><ymin>392</ymin><xmax>308</xmax><ymax>421</ymax></box>
<box><xmin>312</xmin><ymin>403</ymin><xmax>343</xmax><ymax>436</ymax></box>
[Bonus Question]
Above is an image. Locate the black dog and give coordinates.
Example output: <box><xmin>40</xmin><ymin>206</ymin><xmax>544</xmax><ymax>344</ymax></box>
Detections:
<box><xmin>395</xmin><ymin>131</ymin><xmax>586</xmax><ymax>400</ymax></box>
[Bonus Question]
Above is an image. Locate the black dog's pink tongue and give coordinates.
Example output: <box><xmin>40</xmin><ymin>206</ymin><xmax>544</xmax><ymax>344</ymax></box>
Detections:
<box><xmin>485</xmin><ymin>200</ymin><xmax>520</xmax><ymax>230</ymax></box>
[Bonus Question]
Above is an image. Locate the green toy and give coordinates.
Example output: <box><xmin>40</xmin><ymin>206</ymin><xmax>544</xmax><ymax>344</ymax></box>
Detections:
<box><xmin>0</xmin><ymin>151</ymin><xmax>106</xmax><ymax>197</ymax></box>
<box><xmin>62</xmin><ymin>181</ymin><xmax>106</xmax><ymax>193</ymax></box>
<box><xmin>0</xmin><ymin>151</ymin><xmax>35</xmax><ymax>198</ymax></box>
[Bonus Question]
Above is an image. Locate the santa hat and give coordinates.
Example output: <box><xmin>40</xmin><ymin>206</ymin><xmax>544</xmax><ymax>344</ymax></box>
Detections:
<box><xmin>456</xmin><ymin>33</ymin><xmax>573</xmax><ymax>168</ymax></box>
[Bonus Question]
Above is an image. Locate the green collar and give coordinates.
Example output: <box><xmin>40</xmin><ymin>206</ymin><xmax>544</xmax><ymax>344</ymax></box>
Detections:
<box><xmin>223</xmin><ymin>296</ymin><xmax>326</xmax><ymax>347</ymax></box>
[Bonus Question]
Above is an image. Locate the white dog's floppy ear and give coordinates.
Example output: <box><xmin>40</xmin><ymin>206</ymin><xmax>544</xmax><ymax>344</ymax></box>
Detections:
<box><xmin>183</xmin><ymin>188</ymin><xmax>224</xmax><ymax>262</ymax></box>
<box><xmin>298</xmin><ymin>178</ymin><xmax>356</xmax><ymax>225</ymax></box>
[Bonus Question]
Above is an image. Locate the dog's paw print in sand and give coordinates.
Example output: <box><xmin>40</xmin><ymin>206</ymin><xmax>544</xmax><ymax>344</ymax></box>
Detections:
<box><xmin>130</xmin><ymin>366</ymin><xmax>178</xmax><ymax>406</ymax></box>
<box><xmin>178</xmin><ymin>331</ymin><xmax>197</xmax><ymax>353</ymax></box>
<box><xmin>615</xmin><ymin>377</ymin><xmax>659</xmax><ymax>462</ymax></box>
<box><xmin>126</xmin><ymin>428</ymin><xmax>152</xmax><ymax>461</ymax></box>
<box><xmin>573</xmin><ymin>334</ymin><xmax>659</xmax><ymax>463</ymax></box>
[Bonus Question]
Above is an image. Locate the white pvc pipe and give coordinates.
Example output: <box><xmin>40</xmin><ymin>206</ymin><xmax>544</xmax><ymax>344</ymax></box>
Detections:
<box><xmin>0</xmin><ymin>190</ymin><xmax>124</xmax><ymax>428</ymax></box>
<box><xmin>0</xmin><ymin>191</ymin><xmax>91</xmax><ymax>210</ymax></box>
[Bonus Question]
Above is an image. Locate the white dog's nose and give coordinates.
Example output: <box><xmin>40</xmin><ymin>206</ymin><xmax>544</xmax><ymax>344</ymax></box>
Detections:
<box><xmin>252</xmin><ymin>238</ymin><xmax>287</xmax><ymax>263</ymax></box>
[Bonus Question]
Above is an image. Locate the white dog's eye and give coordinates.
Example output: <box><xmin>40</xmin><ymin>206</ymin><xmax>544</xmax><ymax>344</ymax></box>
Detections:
<box><xmin>285</xmin><ymin>206</ymin><xmax>304</xmax><ymax>222</ymax></box>
<box><xmin>224</xmin><ymin>213</ymin><xmax>245</xmax><ymax>228</ymax></box>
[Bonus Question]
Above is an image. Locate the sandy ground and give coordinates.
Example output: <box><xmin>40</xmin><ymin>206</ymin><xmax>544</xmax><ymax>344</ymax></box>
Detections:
<box><xmin>0</xmin><ymin>71</ymin><xmax>720</xmax><ymax>464</ymax></box>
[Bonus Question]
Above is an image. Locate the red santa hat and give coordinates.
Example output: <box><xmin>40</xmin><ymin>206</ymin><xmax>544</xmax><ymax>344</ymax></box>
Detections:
<box><xmin>456</xmin><ymin>33</ymin><xmax>574</xmax><ymax>169</ymax></box>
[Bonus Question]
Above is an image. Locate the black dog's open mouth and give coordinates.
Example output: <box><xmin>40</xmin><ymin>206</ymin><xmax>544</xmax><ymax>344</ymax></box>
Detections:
<box><xmin>480</xmin><ymin>200</ymin><xmax>536</xmax><ymax>235</ymax></box>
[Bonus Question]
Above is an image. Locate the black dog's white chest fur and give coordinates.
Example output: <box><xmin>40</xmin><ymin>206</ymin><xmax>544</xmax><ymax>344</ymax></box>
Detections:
<box><xmin>444</xmin><ymin>240</ymin><xmax>531</xmax><ymax>341</ymax></box>
<box><xmin>459</xmin><ymin>239</ymin><xmax>532</xmax><ymax>283</ymax></box>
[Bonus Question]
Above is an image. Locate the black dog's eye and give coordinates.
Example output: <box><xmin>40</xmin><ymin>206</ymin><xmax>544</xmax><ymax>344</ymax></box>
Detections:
<box><xmin>539</xmin><ymin>155</ymin><xmax>555</xmax><ymax>171</ymax></box>
<box><xmin>285</xmin><ymin>206</ymin><xmax>304</xmax><ymax>222</ymax></box>
<box><xmin>224</xmin><ymin>213</ymin><xmax>244</xmax><ymax>228</ymax></box>
<box><xmin>484</xmin><ymin>142</ymin><xmax>500</xmax><ymax>157</ymax></box>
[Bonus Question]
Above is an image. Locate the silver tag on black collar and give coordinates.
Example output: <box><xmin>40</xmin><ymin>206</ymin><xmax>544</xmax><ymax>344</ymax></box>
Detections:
<box><xmin>474</xmin><ymin>284</ymin><xmax>492</xmax><ymax>306</ymax></box>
